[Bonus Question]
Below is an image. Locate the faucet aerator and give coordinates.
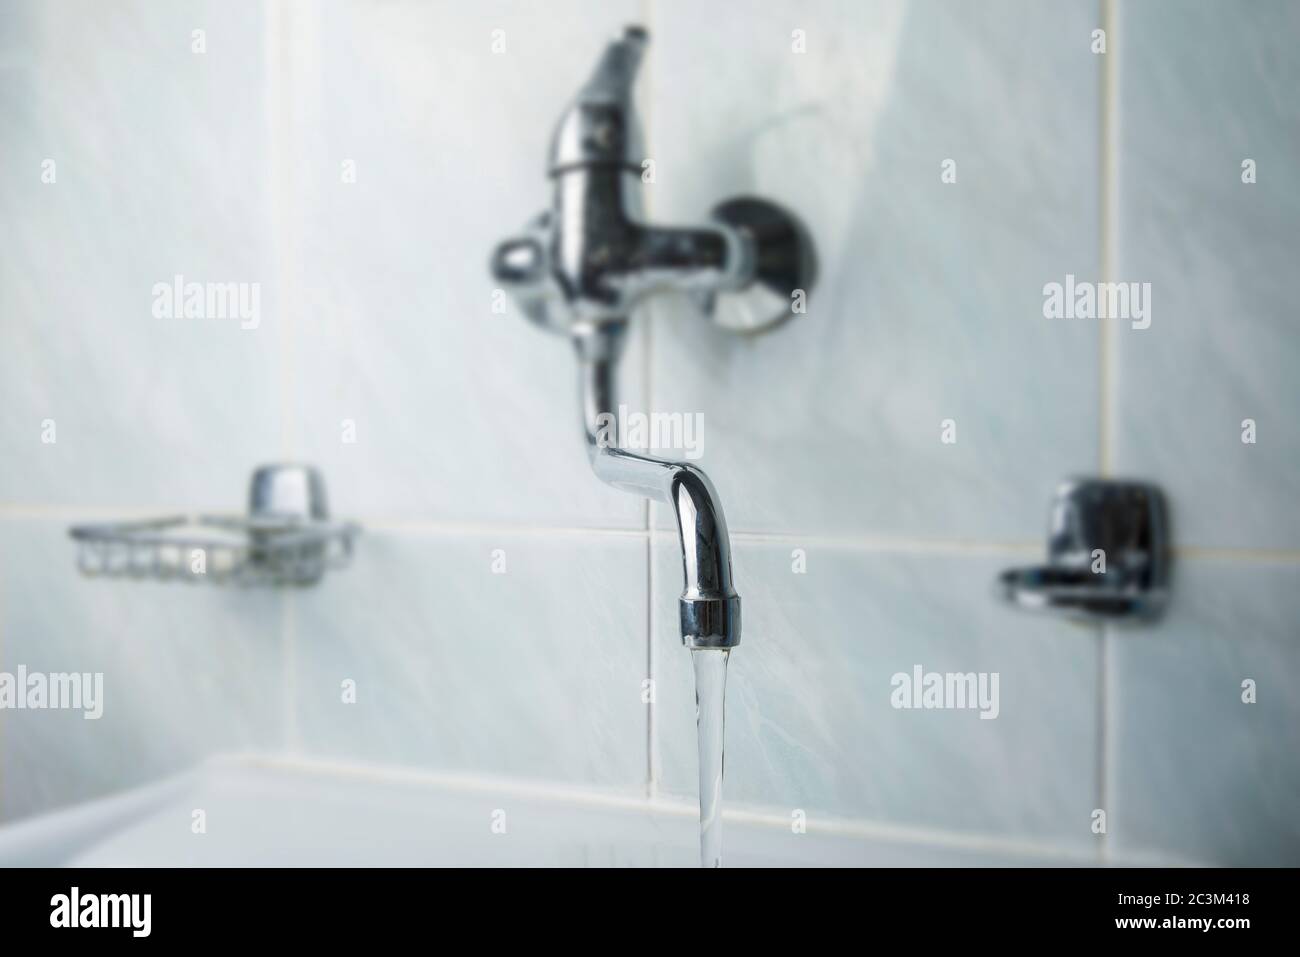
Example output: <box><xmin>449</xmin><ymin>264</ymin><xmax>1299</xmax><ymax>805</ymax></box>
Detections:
<box><xmin>681</xmin><ymin>596</ymin><xmax>742</xmax><ymax>650</ymax></box>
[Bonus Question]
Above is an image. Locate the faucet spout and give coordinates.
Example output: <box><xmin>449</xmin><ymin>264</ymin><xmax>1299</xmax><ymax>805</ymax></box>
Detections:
<box><xmin>576</xmin><ymin>325</ymin><xmax>740</xmax><ymax>649</ymax></box>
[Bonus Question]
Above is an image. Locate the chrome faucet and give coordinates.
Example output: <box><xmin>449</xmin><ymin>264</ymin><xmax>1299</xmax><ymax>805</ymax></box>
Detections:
<box><xmin>490</xmin><ymin>26</ymin><xmax>815</xmax><ymax>650</ymax></box>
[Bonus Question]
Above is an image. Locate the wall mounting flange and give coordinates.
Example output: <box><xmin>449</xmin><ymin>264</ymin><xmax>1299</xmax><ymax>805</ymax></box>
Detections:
<box><xmin>703</xmin><ymin>196</ymin><xmax>818</xmax><ymax>335</ymax></box>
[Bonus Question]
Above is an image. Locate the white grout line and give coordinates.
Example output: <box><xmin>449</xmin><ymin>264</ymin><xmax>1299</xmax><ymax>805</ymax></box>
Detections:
<box><xmin>642</xmin><ymin>0</ymin><xmax>659</xmax><ymax>802</ymax></box>
<box><xmin>725</xmin><ymin>529</ymin><xmax>1042</xmax><ymax>556</ymax></box>
<box><xmin>1098</xmin><ymin>0</ymin><xmax>1118</xmax><ymax>479</ymax></box>
<box><xmin>314</xmin><ymin>517</ymin><xmax>1037</xmax><ymax>557</ymax></box>
<box><xmin>1097</xmin><ymin>0</ymin><xmax>1119</xmax><ymax>865</ymax></box>
<box><xmin>1171</xmin><ymin>544</ymin><xmax>1300</xmax><ymax>562</ymax></box>
<box><xmin>645</xmin><ymin>535</ymin><xmax>656</xmax><ymax>798</ymax></box>
<box><xmin>6</xmin><ymin>506</ymin><xmax>1300</xmax><ymax>563</ymax></box>
<box><xmin>361</xmin><ymin>518</ymin><xmax>654</xmax><ymax>540</ymax></box>
<box><xmin>1100</xmin><ymin>621</ymin><xmax>1115</xmax><ymax>863</ymax></box>
<box><xmin>267</xmin><ymin>0</ymin><xmax>294</xmax><ymax>465</ymax></box>
<box><xmin>1096</xmin><ymin>623</ymin><xmax>1109</xmax><ymax>863</ymax></box>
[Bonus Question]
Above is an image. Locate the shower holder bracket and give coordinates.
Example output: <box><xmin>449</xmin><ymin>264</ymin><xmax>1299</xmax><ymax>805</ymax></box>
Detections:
<box><xmin>997</xmin><ymin>478</ymin><xmax>1169</xmax><ymax>624</ymax></box>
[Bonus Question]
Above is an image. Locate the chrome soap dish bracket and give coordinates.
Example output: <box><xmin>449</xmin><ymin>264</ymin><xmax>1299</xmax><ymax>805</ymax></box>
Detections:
<box><xmin>997</xmin><ymin>479</ymin><xmax>1170</xmax><ymax>624</ymax></box>
<box><xmin>68</xmin><ymin>464</ymin><xmax>360</xmax><ymax>587</ymax></box>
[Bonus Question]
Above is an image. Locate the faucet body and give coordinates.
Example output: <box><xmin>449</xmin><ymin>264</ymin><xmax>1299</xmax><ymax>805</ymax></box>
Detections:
<box><xmin>492</xmin><ymin>27</ymin><xmax>814</xmax><ymax>648</ymax></box>
<box><xmin>490</xmin><ymin>28</ymin><xmax>756</xmax><ymax>337</ymax></box>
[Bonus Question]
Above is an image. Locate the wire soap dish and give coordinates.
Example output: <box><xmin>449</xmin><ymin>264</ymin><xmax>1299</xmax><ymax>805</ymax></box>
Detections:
<box><xmin>68</xmin><ymin>465</ymin><xmax>360</xmax><ymax>587</ymax></box>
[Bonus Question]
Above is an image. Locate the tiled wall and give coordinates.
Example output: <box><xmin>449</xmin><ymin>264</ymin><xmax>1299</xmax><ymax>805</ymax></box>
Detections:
<box><xmin>1</xmin><ymin>0</ymin><xmax>1296</xmax><ymax>865</ymax></box>
<box><xmin>1</xmin><ymin>0</ymin><xmax>287</xmax><ymax>823</ymax></box>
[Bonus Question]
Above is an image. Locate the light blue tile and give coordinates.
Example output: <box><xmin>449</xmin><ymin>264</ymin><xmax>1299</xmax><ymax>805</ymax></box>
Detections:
<box><xmin>0</xmin><ymin>1</ymin><xmax>281</xmax><ymax>510</ymax></box>
<box><xmin>1109</xmin><ymin>559</ymin><xmax>1300</xmax><ymax>865</ymax></box>
<box><xmin>645</xmin><ymin>0</ymin><xmax>1100</xmax><ymax>539</ymax></box>
<box><xmin>0</xmin><ymin>519</ymin><xmax>284</xmax><ymax>823</ymax></box>
<box><xmin>293</xmin><ymin>528</ymin><xmax>649</xmax><ymax>791</ymax></box>
<box><xmin>652</xmin><ymin>540</ymin><xmax>1102</xmax><ymax>847</ymax></box>
<box><xmin>0</xmin><ymin>0</ymin><xmax>38</xmax><ymax>68</ymax></box>
<box><xmin>284</xmin><ymin>1</ymin><xmax>647</xmax><ymax>527</ymax></box>
<box><xmin>1114</xmin><ymin>0</ymin><xmax>1300</xmax><ymax>548</ymax></box>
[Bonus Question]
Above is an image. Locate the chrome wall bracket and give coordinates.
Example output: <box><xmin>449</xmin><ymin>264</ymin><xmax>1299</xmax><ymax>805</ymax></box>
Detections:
<box><xmin>69</xmin><ymin>464</ymin><xmax>359</xmax><ymax>587</ymax></box>
<box><xmin>704</xmin><ymin>196</ymin><xmax>818</xmax><ymax>334</ymax></box>
<box><xmin>997</xmin><ymin>479</ymin><xmax>1170</xmax><ymax>624</ymax></box>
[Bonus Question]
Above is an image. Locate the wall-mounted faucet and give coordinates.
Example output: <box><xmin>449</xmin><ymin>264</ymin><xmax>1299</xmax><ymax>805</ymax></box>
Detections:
<box><xmin>490</xmin><ymin>25</ymin><xmax>816</xmax><ymax>651</ymax></box>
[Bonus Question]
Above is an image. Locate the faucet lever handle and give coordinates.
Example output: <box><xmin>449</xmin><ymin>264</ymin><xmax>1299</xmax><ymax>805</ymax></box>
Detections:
<box><xmin>582</xmin><ymin>26</ymin><xmax>647</xmax><ymax>104</ymax></box>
